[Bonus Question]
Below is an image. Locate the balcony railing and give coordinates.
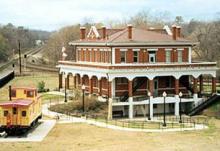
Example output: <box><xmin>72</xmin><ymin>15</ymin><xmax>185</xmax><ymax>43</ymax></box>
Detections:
<box><xmin>58</xmin><ymin>60</ymin><xmax>217</xmax><ymax>70</ymax></box>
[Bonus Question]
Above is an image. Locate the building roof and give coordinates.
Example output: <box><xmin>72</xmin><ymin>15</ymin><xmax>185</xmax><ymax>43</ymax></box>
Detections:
<box><xmin>0</xmin><ymin>99</ymin><xmax>33</xmax><ymax>107</ymax></box>
<box><xmin>11</xmin><ymin>87</ymin><xmax>37</xmax><ymax>91</ymax></box>
<box><xmin>70</xmin><ymin>26</ymin><xmax>194</xmax><ymax>46</ymax></box>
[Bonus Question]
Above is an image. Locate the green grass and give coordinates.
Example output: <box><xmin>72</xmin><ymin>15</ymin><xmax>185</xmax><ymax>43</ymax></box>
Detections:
<box><xmin>0</xmin><ymin>72</ymin><xmax>58</xmax><ymax>102</ymax></box>
<box><xmin>40</xmin><ymin>93</ymin><xmax>64</xmax><ymax>104</ymax></box>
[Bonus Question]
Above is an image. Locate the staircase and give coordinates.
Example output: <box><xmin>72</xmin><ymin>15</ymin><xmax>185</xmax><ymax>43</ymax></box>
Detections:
<box><xmin>120</xmin><ymin>78</ymin><xmax>146</xmax><ymax>102</ymax></box>
<box><xmin>188</xmin><ymin>94</ymin><xmax>220</xmax><ymax>116</ymax></box>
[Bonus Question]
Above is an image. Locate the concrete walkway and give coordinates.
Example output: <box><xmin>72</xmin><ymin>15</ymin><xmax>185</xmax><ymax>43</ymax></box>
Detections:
<box><xmin>0</xmin><ymin>120</ymin><xmax>56</xmax><ymax>142</ymax></box>
<box><xmin>43</xmin><ymin>103</ymin><xmax>208</xmax><ymax>133</ymax></box>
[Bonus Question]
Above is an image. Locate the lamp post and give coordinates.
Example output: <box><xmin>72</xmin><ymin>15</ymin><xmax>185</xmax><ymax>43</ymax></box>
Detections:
<box><xmin>162</xmin><ymin>91</ymin><xmax>167</xmax><ymax>127</ymax></box>
<box><xmin>147</xmin><ymin>91</ymin><xmax>151</xmax><ymax>120</ymax></box>
<box><xmin>82</xmin><ymin>84</ymin><xmax>86</xmax><ymax>113</ymax></box>
<box><xmin>64</xmin><ymin>78</ymin><xmax>67</xmax><ymax>103</ymax></box>
<box><xmin>179</xmin><ymin>91</ymin><xmax>183</xmax><ymax>123</ymax></box>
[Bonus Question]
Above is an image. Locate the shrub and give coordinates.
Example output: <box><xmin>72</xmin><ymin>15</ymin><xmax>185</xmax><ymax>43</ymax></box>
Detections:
<box><xmin>37</xmin><ymin>81</ymin><xmax>46</xmax><ymax>92</ymax></box>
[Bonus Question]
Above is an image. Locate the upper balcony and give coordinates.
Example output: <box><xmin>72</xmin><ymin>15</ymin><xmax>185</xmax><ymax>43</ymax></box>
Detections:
<box><xmin>58</xmin><ymin>60</ymin><xmax>217</xmax><ymax>71</ymax></box>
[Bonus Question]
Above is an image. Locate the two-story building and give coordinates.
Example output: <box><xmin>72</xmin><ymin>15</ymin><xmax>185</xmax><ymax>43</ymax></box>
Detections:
<box><xmin>57</xmin><ymin>24</ymin><xmax>217</xmax><ymax>119</ymax></box>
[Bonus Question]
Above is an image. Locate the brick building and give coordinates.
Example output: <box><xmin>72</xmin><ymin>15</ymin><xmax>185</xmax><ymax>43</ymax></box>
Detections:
<box><xmin>57</xmin><ymin>24</ymin><xmax>217</xmax><ymax>119</ymax></box>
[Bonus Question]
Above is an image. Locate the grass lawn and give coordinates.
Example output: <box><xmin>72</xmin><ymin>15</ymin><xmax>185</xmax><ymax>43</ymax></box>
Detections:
<box><xmin>0</xmin><ymin>72</ymin><xmax>58</xmax><ymax>102</ymax></box>
<box><xmin>1</xmin><ymin>118</ymin><xmax>220</xmax><ymax>151</ymax></box>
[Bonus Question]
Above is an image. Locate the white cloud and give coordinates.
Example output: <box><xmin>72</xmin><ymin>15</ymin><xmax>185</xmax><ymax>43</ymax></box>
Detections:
<box><xmin>0</xmin><ymin>0</ymin><xmax>219</xmax><ymax>31</ymax></box>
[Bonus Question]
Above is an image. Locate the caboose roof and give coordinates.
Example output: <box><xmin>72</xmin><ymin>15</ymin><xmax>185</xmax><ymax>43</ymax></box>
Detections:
<box><xmin>11</xmin><ymin>87</ymin><xmax>37</xmax><ymax>91</ymax></box>
<box><xmin>0</xmin><ymin>99</ymin><xmax>33</xmax><ymax>107</ymax></box>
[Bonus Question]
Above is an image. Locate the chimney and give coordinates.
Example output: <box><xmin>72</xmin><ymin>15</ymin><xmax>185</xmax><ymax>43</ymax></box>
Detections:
<box><xmin>176</xmin><ymin>26</ymin><xmax>181</xmax><ymax>38</ymax></box>
<box><xmin>172</xmin><ymin>25</ymin><xmax>177</xmax><ymax>40</ymax></box>
<box><xmin>80</xmin><ymin>27</ymin><xmax>86</xmax><ymax>40</ymax></box>
<box><xmin>127</xmin><ymin>24</ymin><xmax>133</xmax><ymax>40</ymax></box>
<box><xmin>102</xmin><ymin>26</ymin><xmax>106</xmax><ymax>40</ymax></box>
<box><xmin>9</xmin><ymin>85</ymin><xmax>12</xmax><ymax>101</ymax></box>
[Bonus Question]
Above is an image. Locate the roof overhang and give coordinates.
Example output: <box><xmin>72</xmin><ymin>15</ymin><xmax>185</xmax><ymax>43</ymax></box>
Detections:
<box><xmin>69</xmin><ymin>41</ymin><xmax>196</xmax><ymax>47</ymax></box>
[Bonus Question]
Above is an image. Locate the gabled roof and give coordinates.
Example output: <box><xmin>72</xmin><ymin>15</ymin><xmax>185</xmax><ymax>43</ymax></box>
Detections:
<box><xmin>70</xmin><ymin>26</ymin><xmax>194</xmax><ymax>46</ymax></box>
<box><xmin>0</xmin><ymin>99</ymin><xmax>33</xmax><ymax>107</ymax></box>
<box><xmin>87</xmin><ymin>26</ymin><xmax>100</xmax><ymax>39</ymax></box>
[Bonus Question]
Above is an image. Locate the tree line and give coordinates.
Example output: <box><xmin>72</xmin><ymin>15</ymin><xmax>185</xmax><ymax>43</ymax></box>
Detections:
<box><xmin>0</xmin><ymin>23</ymin><xmax>50</xmax><ymax>63</ymax></box>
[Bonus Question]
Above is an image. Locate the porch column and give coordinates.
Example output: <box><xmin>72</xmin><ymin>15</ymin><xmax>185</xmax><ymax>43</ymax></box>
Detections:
<box><xmin>108</xmin><ymin>80</ymin><xmax>112</xmax><ymax>120</ymax></box>
<box><xmin>175</xmin><ymin>100</ymin><xmax>179</xmax><ymax>116</ymax></box>
<box><xmin>193</xmin><ymin>77</ymin><xmax>198</xmax><ymax>99</ymax></box>
<box><xmin>66</xmin><ymin>75</ymin><xmax>70</xmax><ymax>89</ymax></box>
<box><xmin>98</xmin><ymin>78</ymin><xmax>102</xmax><ymax>96</ymax></box>
<box><xmin>58</xmin><ymin>73</ymin><xmax>63</xmax><ymax>90</ymax></box>
<box><xmin>199</xmin><ymin>75</ymin><xmax>203</xmax><ymax>94</ymax></box>
<box><xmin>108</xmin><ymin>80</ymin><xmax>112</xmax><ymax>98</ymax></box>
<box><xmin>89</xmin><ymin>77</ymin><xmax>93</xmax><ymax>94</ymax></box>
<box><xmin>149</xmin><ymin>79</ymin><xmax>154</xmax><ymax>96</ymax></box>
<box><xmin>128</xmin><ymin>80</ymin><xmax>133</xmax><ymax>119</ymax></box>
<box><xmin>112</xmin><ymin>78</ymin><xmax>115</xmax><ymax>98</ymax></box>
<box><xmin>73</xmin><ymin>75</ymin><xmax>76</xmax><ymax>89</ymax></box>
<box><xmin>149</xmin><ymin>96</ymin><xmax>153</xmax><ymax>119</ymax></box>
<box><xmin>212</xmin><ymin>77</ymin><xmax>216</xmax><ymax>94</ymax></box>
<box><xmin>175</xmin><ymin>78</ymin><xmax>179</xmax><ymax>95</ymax></box>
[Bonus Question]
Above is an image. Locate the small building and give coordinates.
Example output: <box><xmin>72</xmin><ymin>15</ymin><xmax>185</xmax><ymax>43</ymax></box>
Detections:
<box><xmin>57</xmin><ymin>25</ymin><xmax>217</xmax><ymax>119</ymax></box>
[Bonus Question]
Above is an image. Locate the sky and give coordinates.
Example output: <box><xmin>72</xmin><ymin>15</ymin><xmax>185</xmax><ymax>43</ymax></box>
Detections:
<box><xmin>0</xmin><ymin>0</ymin><xmax>219</xmax><ymax>31</ymax></box>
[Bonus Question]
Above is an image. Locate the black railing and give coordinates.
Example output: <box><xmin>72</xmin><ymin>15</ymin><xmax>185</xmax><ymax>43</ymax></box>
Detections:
<box><xmin>120</xmin><ymin>79</ymin><xmax>146</xmax><ymax>102</ymax></box>
<box><xmin>188</xmin><ymin>94</ymin><xmax>220</xmax><ymax>116</ymax></box>
<box><xmin>0</xmin><ymin>71</ymin><xmax>14</xmax><ymax>88</ymax></box>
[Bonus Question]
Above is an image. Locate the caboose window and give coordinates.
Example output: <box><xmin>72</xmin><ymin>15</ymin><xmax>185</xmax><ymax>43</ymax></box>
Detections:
<box><xmin>3</xmin><ymin>111</ymin><xmax>8</xmax><ymax>116</ymax></box>
<box><xmin>27</xmin><ymin>90</ymin><xmax>34</xmax><ymax>97</ymax></box>
<box><xmin>13</xmin><ymin>107</ymin><xmax>17</xmax><ymax>114</ymax></box>
<box><xmin>22</xmin><ymin>111</ymin><xmax>26</xmax><ymax>117</ymax></box>
<box><xmin>11</xmin><ymin>90</ymin><xmax>16</xmax><ymax>97</ymax></box>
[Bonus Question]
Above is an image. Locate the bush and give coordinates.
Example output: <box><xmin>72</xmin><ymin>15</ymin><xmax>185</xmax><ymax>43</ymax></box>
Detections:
<box><xmin>37</xmin><ymin>81</ymin><xmax>46</xmax><ymax>92</ymax></box>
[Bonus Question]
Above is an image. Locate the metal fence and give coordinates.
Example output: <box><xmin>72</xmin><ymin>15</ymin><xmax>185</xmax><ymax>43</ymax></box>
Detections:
<box><xmin>59</xmin><ymin>111</ymin><xmax>209</xmax><ymax>130</ymax></box>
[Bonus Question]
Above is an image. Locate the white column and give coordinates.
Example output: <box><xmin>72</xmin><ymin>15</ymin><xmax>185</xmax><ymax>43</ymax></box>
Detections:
<box><xmin>128</xmin><ymin>97</ymin><xmax>133</xmax><ymax>119</ymax></box>
<box><xmin>112</xmin><ymin>48</ymin><xmax>115</xmax><ymax>65</ymax></box>
<box><xmin>111</xmin><ymin>78</ymin><xmax>115</xmax><ymax>98</ymax></box>
<box><xmin>149</xmin><ymin>96</ymin><xmax>153</xmax><ymax>119</ymax></box>
<box><xmin>108</xmin><ymin>98</ymin><xmax>112</xmax><ymax>120</ymax></box>
<box><xmin>175</xmin><ymin>102</ymin><xmax>179</xmax><ymax>116</ymax></box>
<box><xmin>188</xmin><ymin>47</ymin><xmax>192</xmax><ymax>63</ymax></box>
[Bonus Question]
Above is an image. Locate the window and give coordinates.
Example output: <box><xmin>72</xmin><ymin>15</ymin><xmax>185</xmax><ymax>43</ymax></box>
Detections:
<box><xmin>178</xmin><ymin>50</ymin><xmax>182</xmax><ymax>63</ymax></box>
<box><xmin>120</xmin><ymin>51</ymin><xmax>126</xmax><ymax>63</ymax></box>
<box><xmin>149</xmin><ymin>52</ymin><xmax>156</xmax><ymax>63</ymax></box>
<box><xmin>4</xmin><ymin>111</ymin><xmax>8</xmax><ymax>116</ymax></box>
<box><xmin>27</xmin><ymin>90</ymin><xmax>34</xmax><ymax>97</ymax></box>
<box><xmin>94</xmin><ymin>50</ymin><xmax>96</xmax><ymax>62</ymax></box>
<box><xmin>166</xmin><ymin>51</ymin><xmax>171</xmax><ymax>63</ymax></box>
<box><xmin>78</xmin><ymin>50</ymin><xmax>81</xmax><ymax>61</ymax></box>
<box><xmin>133</xmin><ymin>51</ymin><xmax>138</xmax><ymax>63</ymax></box>
<box><xmin>11</xmin><ymin>90</ymin><xmax>16</xmax><ymax>97</ymax></box>
<box><xmin>13</xmin><ymin>107</ymin><xmax>17</xmax><ymax>114</ymax></box>
<box><xmin>153</xmin><ymin>104</ymin><xmax>157</xmax><ymax>109</ymax></box>
<box><xmin>22</xmin><ymin>111</ymin><xmax>26</xmax><ymax>117</ymax></box>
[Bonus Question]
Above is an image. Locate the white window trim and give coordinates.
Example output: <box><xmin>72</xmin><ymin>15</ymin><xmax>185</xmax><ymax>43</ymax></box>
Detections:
<box><xmin>149</xmin><ymin>53</ymin><xmax>156</xmax><ymax>63</ymax></box>
<box><xmin>120</xmin><ymin>48</ymin><xmax>127</xmax><ymax>51</ymax></box>
<box><xmin>147</xmin><ymin>48</ymin><xmax>158</xmax><ymax>52</ymax></box>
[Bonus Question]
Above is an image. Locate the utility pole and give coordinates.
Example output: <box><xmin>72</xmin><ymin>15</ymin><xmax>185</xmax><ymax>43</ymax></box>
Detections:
<box><xmin>18</xmin><ymin>40</ymin><xmax>22</xmax><ymax>75</ymax></box>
